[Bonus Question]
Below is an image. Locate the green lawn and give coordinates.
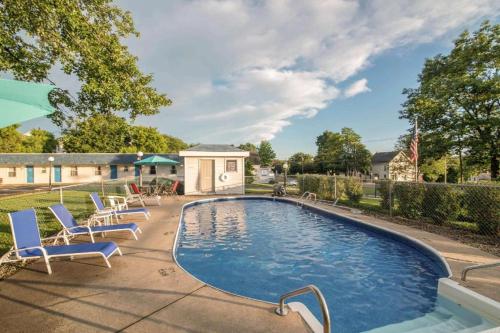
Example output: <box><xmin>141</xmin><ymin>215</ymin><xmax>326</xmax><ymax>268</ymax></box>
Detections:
<box><xmin>0</xmin><ymin>184</ymin><xmax>124</xmax><ymax>255</ymax></box>
<box><xmin>245</xmin><ymin>183</ymin><xmax>299</xmax><ymax>195</ymax></box>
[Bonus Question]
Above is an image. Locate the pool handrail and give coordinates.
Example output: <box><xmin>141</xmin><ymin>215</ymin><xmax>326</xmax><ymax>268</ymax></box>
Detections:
<box><xmin>461</xmin><ymin>262</ymin><xmax>500</xmax><ymax>281</ymax></box>
<box><xmin>275</xmin><ymin>284</ymin><xmax>330</xmax><ymax>333</ymax></box>
<box><xmin>298</xmin><ymin>191</ymin><xmax>317</xmax><ymax>206</ymax></box>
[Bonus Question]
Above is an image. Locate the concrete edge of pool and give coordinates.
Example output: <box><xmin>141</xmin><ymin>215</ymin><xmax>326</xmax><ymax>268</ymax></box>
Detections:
<box><xmin>172</xmin><ymin>195</ymin><xmax>500</xmax><ymax>333</ymax></box>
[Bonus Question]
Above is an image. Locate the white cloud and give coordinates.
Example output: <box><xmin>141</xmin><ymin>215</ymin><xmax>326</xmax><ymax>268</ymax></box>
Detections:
<box><xmin>344</xmin><ymin>79</ymin><xmax>371</xmax><ymax>98</ymax></box>
<box><xmin>116</xmin><ymin>0</ymin><xmax>499</xmax><ymax>144</ymax></box>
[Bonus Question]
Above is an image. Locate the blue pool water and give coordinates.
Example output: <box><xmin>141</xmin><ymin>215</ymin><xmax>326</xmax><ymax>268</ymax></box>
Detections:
<box><xmin>175</xmin><ymin>198</ymin><xmax>493</xmax><ymax>333</ymax></box>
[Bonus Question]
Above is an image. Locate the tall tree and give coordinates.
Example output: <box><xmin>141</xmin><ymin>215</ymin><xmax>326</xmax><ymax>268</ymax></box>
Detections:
<box><xmin>257</xmin><ymin>140</ymin><xmax>276</xmax><ymax>166</ymax></box>
<box><xmin>22</xmin><ymin>128</ymin><xmax>57</xmax><ymax>153</ymax></box>
<box><xmin>163</xmin><ymin>135</ymin><xmax>189</xmax><ymax>153</ymax></box>
<box><xmin>288</xmin><ymin>152</ymin><xmax>315</xmax><ymax>174</ymax></box>
<box><xmin>315</xmin><ymin>128</ymin><xmax>371</xmax><ymax>175</ymax></box>
<box><xmin>0</xmin><ymin>125</ymin><xmax>24</xmax><ymax>152</ymax></box>
<box><xmin>61</xmin><ymin>114</ymin><xmax>130</xmax><ymax>152</ymax></box>
<box><xmin>238</xmin><ymin>143</ymin><xmax>258</xmax><ymax>152</ymax></box>
<box><xmin>61</xmin><ymin>114</ymin><xmax>188</xmax><ymax>153</ymax></box>
<box><xmin>400</xmin><ymin>21</ymin><xmax>500</xmax><ymax>179</ymax></box>
<box><xmin>0</xmin><ymin>0</ymin><xmax>171</xmax><ymax>126</ymax></box>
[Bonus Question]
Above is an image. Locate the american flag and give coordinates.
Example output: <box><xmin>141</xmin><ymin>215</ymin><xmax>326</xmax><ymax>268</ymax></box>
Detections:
<box><xmin>410</xmin><ymin>120</ymin><xmax>419</xmax><ymax>163</ymax></box>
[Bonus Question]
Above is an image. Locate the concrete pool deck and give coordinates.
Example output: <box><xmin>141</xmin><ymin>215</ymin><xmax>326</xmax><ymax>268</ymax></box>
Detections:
<box><xmin>0</xmin><ymin>195</ymin><xmax>498</xmax><ymax>332</ymax></box>
<box><xmin>0</xmin><ymin>196</ymin><xmax>311</xmax><ymax>333</ymax></box>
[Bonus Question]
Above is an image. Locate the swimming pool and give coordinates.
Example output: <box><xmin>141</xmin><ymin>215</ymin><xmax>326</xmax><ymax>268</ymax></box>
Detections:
<box><xmin>175</xmin><ymin>197</ymin><xmax>495</xmax><ymax>333</ymax></box>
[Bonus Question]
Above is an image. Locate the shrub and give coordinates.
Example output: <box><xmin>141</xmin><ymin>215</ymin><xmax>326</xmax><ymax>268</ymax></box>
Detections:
<box><xmin>464</xmin><ymin>186</ymin><xmax>500</xmax><ymax>235</ymax></box>
<box><xmin>344</xmin><ymin>177</ymin><xmax>363</xmax><ymax>203</ymax></box>
<box><xmin>377</xmin><ymin>181</ymin><xmax>392</xmax><ymax>211</ymax></box>
<box><xmin>393</xmin><ymin>182</ymin><xmax>424</xmax><ymax>219</ymax></box>
<box><xmin>422</xmin><ymin>184</ymin><xmax>459</xmax><ymax>225</ymax></box>
<box><xmin>297</xmin><ymin>174</ymin><xmax>345</xmax><ymax>201</ymax></box>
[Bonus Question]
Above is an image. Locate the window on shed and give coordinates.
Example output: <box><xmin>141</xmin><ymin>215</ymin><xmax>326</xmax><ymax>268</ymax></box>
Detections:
<box><xmin>71</xmin><ymin>166</ymin><xmax>78</xmax><ymax>176</ymax></box>
<box><xmin>8</xmin><ymin>167</ymin><xmax>16</xmax><ymax>177</ymax></box>
<box><xmin>41</xmin><ymin>167</ymin><xmax>47</xmax><ymax>174</ymax></box>
<box><xmin>149</xmin><ymin>166</ymin><xmax>156</xmax><ymax>175</ymax></box>
<box><xmin>95</xmin><ymin>166</ymin><xmax>102</xmax><ymax>175</ymax></box>
<box><xmin>170</xmin><ymin>165</ymin><xmax>177</xmax><ymax>174</ymax></box>
<box><xmin>123</xmin><ymin>165</ymin><xmax>129</xmax><ymax>172</ymax></box>
<box><xmin>226</xmin><ymin>160</ymin><xmax>237</xmax><ymax>172</ymax></box>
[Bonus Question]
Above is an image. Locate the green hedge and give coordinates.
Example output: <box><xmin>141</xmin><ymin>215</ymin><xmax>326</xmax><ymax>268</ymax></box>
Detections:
<box><xmin>464</xmin><ymin>186</ymin><xmax>500</xmax><ymax>235</ymax></box>
<box><xmin>422</xmin><ymin>185</ymin><xmax>460</xmax><ymax>225</ymax></box>
<box><xmin>298</xmin><ymin>174</ymin><xmax>344</xmax><ymax>200</ymax></box>
<box><xmin>393</xmin><ymin>182</ymin><xmax>425</xmax><ymax>219</ymax></box>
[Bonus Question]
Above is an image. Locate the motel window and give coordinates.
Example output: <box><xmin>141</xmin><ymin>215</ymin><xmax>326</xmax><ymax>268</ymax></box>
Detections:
<box><xmin>226</xmin><ymin>160</ymin><xmax>237</xmax><ymax>172</ymax></box>
<box><xmin>149</xmin><ymin>165</ymin><xmax>156</xmax><ymax>175</ymax></box>
<box><xmin>41</xmin><ymin>167</ymin><xmax>47</xmax><ymax>174</ymax></box>
<box><xmin>71</xmin><ymin>166</ymin><xmax>78</xmax><ymax>176</ymax></box>
<box><xmin>123</xmin><ymin>166</ymin><xmax>129</xmax><ymax>172</ymax></box>
<box><xmin>170</xmin><ymin>165</ymin><xmax>177</xmax><ymax>174</ymax></box>
<box><xmin>8</xmin><ymin>167</ymin><xmax>16</xmax><ymax>177</ymax></box>
<box><xmin>95</xmin><ymin>166</ymin><xmax>102</xmax><ymax>176</ymax></box>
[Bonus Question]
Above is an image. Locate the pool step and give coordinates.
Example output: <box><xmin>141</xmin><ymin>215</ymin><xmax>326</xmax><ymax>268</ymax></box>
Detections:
<box><xmin>363</xmin><ymin>300</ymin><xmax>495</xmax><ymax>333</ymax></box>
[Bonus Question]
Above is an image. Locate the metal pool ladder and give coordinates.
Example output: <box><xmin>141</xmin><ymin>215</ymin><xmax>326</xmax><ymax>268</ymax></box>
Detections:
<box><xmin>275</xmin><ymin>284</ymin><xmax>331</xmax><ymax>333</ymax></box>
<box><xmin>461</xmin><ymin>261</ymin><xmax>500</xmax><ymax>281</ymax></box>
<box><xmin>298</xmin><ymin>192</ymin><xmax>317</xmax><ymax>207</ymax></box>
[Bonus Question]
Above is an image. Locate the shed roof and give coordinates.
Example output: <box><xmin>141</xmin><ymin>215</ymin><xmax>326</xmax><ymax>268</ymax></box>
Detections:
<box><xmin>184</xmin><ymin>144</ymin><xmax>244</xmax><ymax>152</ymax></box>
<box><xmin>372</xmin><ymin>151</ymin><xmax>400</xmax><ymax>164</ymax></box>
<box><xmin>0</xmin><ymin>153</ymin><xmax>181</xmax><ymax>165</ymax></box>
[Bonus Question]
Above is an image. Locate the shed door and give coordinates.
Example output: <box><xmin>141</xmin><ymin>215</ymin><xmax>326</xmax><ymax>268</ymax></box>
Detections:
<box><xmin>199</xmin><ymin>159</ymin><xmax>214</xmax><ymax>193</ymax></box>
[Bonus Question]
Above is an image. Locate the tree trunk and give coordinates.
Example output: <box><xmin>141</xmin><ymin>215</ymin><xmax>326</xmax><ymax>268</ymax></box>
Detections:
<box><xmin>491</xmin><ymin>145</ymin><xmax>499</xmax><ymax>179</ymax></box>
<box><xmin>458</xmin><ymin>148</ymin><xmax>464</xmax><ymax>183</ymax></box>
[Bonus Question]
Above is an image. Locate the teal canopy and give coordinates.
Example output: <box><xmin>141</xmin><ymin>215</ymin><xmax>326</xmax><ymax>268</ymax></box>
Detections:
<box><xmin>0</xmin><ymin>79</ymin><xmax>57</xmax><ymax>128</ymax></box>
<box><xmin>134</xmin><ymin>155</ymin><xmax>179</xmax><ymax>165</ymax></box>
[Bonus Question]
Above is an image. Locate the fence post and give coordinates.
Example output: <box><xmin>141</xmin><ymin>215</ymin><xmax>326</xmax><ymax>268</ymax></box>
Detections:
<box><xmin>389</xmin><ymin>181</ymin><xmax>393</xmax><ymax>217</ymax></box>
<box><xmin>59</xmin><ymin>188</ymin><xmax>63</xmax><ymax>204</ymax></box>
<box><xmin>334</xmin><ymin>174</ymin><xmax>337</xmax><ymax>200</ymax></box>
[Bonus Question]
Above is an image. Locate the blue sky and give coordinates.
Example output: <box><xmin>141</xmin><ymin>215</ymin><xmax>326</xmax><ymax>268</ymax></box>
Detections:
<box><xmin>18</xmin><ymin>1</ymin><xmax>499</xmax><ymax>158</ymax></box>
<box><xmin>271</xmin><ymin>41</ymin><xmax>452</xmax><ymax>158</ymax></box>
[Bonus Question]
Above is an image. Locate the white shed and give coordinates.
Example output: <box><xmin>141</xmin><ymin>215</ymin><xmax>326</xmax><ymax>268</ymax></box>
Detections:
<box><xmin>179</xmin><ymin>144</ymin><xmax>250</xmax><ymax>195</ymax></box>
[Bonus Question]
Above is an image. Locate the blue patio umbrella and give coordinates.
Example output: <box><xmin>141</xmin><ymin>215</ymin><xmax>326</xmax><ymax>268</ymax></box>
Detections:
<box><xmin>0</xmin><ymin>79</ymin><xmax>57</xmax><ymax>128</ymax></box>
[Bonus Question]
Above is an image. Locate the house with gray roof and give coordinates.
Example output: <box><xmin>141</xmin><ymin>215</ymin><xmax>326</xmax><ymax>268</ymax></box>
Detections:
<box><xmin>371</xmin><ymin>151</ymin><xmax>415</xmax><ymax>181</ymax></box>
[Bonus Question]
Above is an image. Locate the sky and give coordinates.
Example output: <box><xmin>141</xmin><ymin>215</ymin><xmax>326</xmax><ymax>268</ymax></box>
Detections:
<box><xmin>20</xmin><ymin>0</ymin><xmax>500</xmax><ymax>158</ymax></box>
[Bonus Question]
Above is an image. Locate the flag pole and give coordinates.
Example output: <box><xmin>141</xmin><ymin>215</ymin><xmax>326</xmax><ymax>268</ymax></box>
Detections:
<box><xmin>415</xmin><ymin>118</ymin><xmax>418</xmax><ymax>182</ymax></box>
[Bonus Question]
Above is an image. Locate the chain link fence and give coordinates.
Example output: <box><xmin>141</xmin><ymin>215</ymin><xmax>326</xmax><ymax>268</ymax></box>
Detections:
<box><xmin>0</xmin><ymin>176</ymin><xmax>163</xmax><ymax>255</ymax></box>
<box><xmin>294</xmin><ymin>174</ymin><xmax>499</xmax><ymax>253</ymax></box>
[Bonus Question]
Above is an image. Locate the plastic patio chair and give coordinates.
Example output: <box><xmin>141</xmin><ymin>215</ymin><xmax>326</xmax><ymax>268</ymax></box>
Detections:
<box><xmin>90</xmin><ymin>192</ymin><xmax>150</xmax><ymax>221</ymax></box>
<box><xmin>49</xmin><ymin>204</ymin><xmax>142</xmax><ymax>243</ymax></box>
<box><xmin>162</xmin><ymin>180</ymin><xmax>180</xmax><ymax>198</ymax></box>
<box><xmin>0</xmin><ymin>208</ymin><xmax>122</xmax><ymax>274</ymax></box>
<box><xmin>131</xmin><ymin>182</ymin><xmax>160</xmax><ymax>206</ymax></box>
<box><xmin>123</xmin><ymin>184</ymin><xmax>145</xmax><ymax>207</ymax></box>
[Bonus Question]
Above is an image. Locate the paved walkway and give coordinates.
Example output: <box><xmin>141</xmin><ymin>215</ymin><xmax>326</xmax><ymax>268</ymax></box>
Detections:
<box><xmin>0</xmin><ymin>195</ymin><xmax>498</xmax><ymax>333</ymax></box>
<box><xmin>0</xmin><ymin>197</ymin><xmax>310</xmax><ymax>333</ymax></box>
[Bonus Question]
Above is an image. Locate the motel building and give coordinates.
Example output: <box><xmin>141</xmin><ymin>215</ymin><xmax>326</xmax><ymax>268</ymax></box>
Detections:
<box><xmin>0</xmin><ymin>144</ymin><xmax>249</xmax><ymax>195</ymax></box>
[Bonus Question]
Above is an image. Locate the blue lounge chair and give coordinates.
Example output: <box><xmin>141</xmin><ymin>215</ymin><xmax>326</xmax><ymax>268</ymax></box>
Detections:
<box><xmin>90</xmin><ymin>192</ymin><xmax>150</xmax><ymax>221</ymax></box>
<box><xmin>0</xmin><ymin>209</ymin><xmax>122</xmax><ymax>274</ymax></box>
<box><xmin>49</xmin><ymin>204</ymin><xmax>142</xmax><ymax>243</ymax></box>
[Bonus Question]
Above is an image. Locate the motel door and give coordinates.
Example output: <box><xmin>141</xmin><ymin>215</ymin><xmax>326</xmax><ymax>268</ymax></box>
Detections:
<box><xmin>199</xmin><ymin>159</ymin><xmax>214</xmax><ymax>193</ymax></box>
<box><xmin>26</xmin><ymin>166</ymin><xmax>34</xmax><ymax>183</ymax></box>
<box><xmin>110</xmin><ymin>165</ymin><xmax>118</xmax><ymax>179</ymax></box>
<box><xmin>54</xmin><ymin>166</ymin><xmax>62</xmax><ymax>183</ymax></box>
